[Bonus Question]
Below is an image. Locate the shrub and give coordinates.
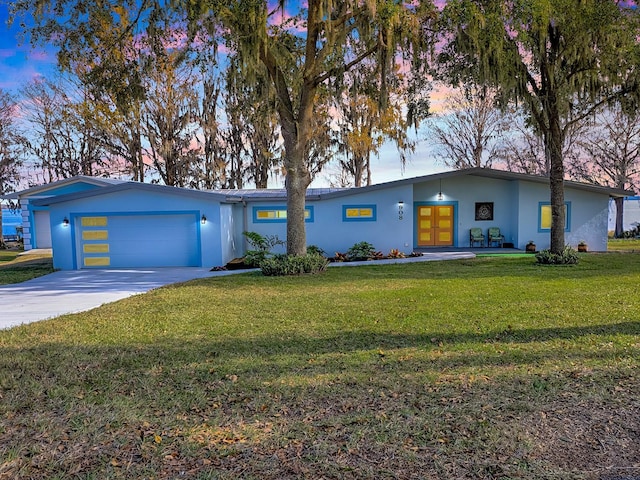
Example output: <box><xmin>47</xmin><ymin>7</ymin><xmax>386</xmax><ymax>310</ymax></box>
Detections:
<box><xmin>307</xmin><ymin>245</ymin><xmax>326</xmax><ymax>257</ymax></box>
<box><xmin>333</xmin><ymin>252</ymin><xmax>348</xmax><ymax>262</ymax></box>
<box><xmin>242</xmin><ymin>231</ymin><xmax>285</xmax><ymax>267</ymax></box>
<box><xmin>243</xmin><ymin>250</ymin><xmax>269</xmax><ymax>268</ymax></box>
<box><xmin>346</xmin><ymin>241</ymin><xmax>376</xmax><ymax>261</ymax></box>
<box><xmin>260</xmin><ymin>253</ymin><xmax>329</xmax><ymax>276</ymax></box>
<box><xmin>621</xmin><ymin>222</ymin><xmax>640</xmax><ymax>238</ymax></box>
<box><xmin>535</xmin><ymin>245</ymin><xmax>579</xmax><ymax>265</ymax></box>
<box><xmin>243</xmin><ymin>231</ymin><xmax>284</xmax><ymax>251</ymax></box>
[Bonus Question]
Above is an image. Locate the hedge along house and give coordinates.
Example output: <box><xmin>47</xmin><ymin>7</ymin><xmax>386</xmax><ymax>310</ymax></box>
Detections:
<box><xmin>13</xmin><ymin>168</ymin><xmax>631</xmax><ymax>270</ymax></box>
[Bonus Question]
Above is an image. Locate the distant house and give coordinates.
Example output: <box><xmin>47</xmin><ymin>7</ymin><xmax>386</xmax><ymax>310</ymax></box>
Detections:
<box><xmin>4</xmin><ymin>169</ymin><xmax>631</xmax><ymax>270</ymax></box>
<box><xmin>1</xmin><ymin>205</ymin><xmax>22</xmax><ymax>241</ymax></box>
<box><xmin>609</xmin><ymin>196</ymin><xmax>640</xmax><ymax>234</ymax></box>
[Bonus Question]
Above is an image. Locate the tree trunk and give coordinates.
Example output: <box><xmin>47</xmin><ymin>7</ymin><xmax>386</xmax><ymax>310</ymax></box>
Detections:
<box><xmin>547</xmin><ymin>110</ymin><xmax>566</xmax><ymax>254</ymax></box>
<box><xmin>285</xmin><ymin>159</ymin><xmax>310</xmax><ymax>255</ymax></box>
<box><xmin>278</xmin><ymin>102</ymin><xmax>312</xmax><ymax>255</ymax></box>
<box><xmin>354</xmin><ymin>157</ymin><xmax>363</xmax><ymax>187</ymax></box>
<box><xmin>614</xmin><ymin>196</ymin><xmax>625</xmax><ymax>238</ymax></box>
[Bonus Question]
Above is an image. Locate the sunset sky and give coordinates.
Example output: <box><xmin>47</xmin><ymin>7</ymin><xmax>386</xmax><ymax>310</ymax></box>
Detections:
<box><xmin>0</xmin><ymin>2</ymin><xmax>444</xmax><ymax>186</ymax></box>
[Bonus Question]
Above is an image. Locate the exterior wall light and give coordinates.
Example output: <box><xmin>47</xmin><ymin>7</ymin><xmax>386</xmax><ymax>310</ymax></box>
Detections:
<box><xmin>398</xmin><ymin>201</ymin><xmax>404</xmax><ymax>220</ymax></box>
<box><xmin>201</xmin><ymin>214</ymin><xmax>207</xmax><ymax>224</ymax></box>
<box><xmin>63</xmin><ymin>217</ymin><xmax>70</xmax><ymax>226</ymax></box>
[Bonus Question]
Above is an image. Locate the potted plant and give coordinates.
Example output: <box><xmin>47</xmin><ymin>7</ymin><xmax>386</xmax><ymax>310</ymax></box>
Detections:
<box><xmin>526</xmin><ymin>241</ymin><xmax>536</xmax><ymax>253</ymax></box>
<box><xmin>578</xmin><ymin>241</ymin><xmax>588</xmax><ymax>252</ymax></box>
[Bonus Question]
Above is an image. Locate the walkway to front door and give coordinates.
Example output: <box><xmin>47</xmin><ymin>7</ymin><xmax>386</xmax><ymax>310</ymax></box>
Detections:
<box><xmin>417</xmin><ymin>204</ymin><xmax>454</xmax><ymax>246</ymax></box>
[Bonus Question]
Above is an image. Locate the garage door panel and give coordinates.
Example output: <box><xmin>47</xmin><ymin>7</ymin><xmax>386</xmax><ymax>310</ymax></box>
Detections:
<box><xmin>79</xmin><ymin>213</ymin><xmax>200</xmax><ymax>268</ymax></box>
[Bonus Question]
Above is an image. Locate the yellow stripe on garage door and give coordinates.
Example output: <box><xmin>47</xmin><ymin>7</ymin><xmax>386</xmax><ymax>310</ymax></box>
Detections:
<box><xmin>83</xmin><ymin>244</ymin><xmax>109</xmax><ymax>253</ymax></box>
<box><xmin>81</xmin><ymin>216</ymin><xmax>108</xmax><ymax>227</ymax></box>
<box><xmin>82</xmin><ymin>230</ymin><xmax>108</xmax><ymax>240</ymax></box>
<box><xmin>84</xmin><ymin>257</ymin><xmax>110</xmax><ymax>267</ymax></box>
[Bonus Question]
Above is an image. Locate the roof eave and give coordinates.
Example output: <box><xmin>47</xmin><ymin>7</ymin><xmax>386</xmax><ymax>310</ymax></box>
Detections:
<box><xmin>31</xmin><ymin>182</ymin><xmax>229</xmax><ymax>206</ymax></box>
<box><xmin>8</xmin><ymin>176</ymin><xmax>124</xmax><ymax>199</ymax></box>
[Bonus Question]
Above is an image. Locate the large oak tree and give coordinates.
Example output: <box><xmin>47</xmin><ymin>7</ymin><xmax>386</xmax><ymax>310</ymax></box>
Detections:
<box><xmin>439</xmin><ymin>0</ymin><xmax>640</xmax><ymax>253</ymax></box>
<box><xmin>186</xmin><ymin>0</ymin><xmax>433</xmax><ymax>254</ymax></box>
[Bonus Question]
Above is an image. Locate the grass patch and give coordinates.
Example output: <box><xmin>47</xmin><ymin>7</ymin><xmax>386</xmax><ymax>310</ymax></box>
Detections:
<box><xmin>1</xmin><ymin>255</ymin><xmax>639</xmax><ymax>479</ymax></box>
<box><xmin>475</xmin><ymin>253</ymin><xmax>534</xmax><ymax>258</ymax></box>
<box><xmin>0</xmin><ymin>250</ymin><xmax>21</xmax><ymax>263</ymax></box>
<box><xmin>608</xmin><ymin>238</ymin><xmax>640</xmax><ymax>252</ymax></box>
<box><xmin>0</xmin><ymin>251</ymin><xmax>54</xmax><ymax>285</ymax></box>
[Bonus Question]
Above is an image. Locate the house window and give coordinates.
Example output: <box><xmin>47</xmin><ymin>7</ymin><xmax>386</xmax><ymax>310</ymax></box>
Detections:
<box><xmin>253</xmin><ymin>206</ymin><xmax>313</xmax><ymax>223</ymax></box>
<box><xmin>538</xmin><ymin>202</ymin><xmax>571</xmax><ymax>232</ymax></box>
<box><xmin>342</xmin><ymin>205</ymin><xmax>377</xmax><ymax>222</ymax></box>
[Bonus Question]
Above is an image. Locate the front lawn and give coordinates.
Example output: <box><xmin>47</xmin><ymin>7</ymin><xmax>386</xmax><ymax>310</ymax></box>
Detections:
<box><xmin>0</xmin><ymin>250</ymin><xmax>54</xmax><ymax>285</ymax></box>
<box><xmin>0</xmin><ymin>255</ymin><xmax>638</xmax><ymax>479</ymax></box>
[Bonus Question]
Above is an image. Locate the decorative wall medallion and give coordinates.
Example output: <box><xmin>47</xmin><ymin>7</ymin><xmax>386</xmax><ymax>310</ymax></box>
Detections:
<box><xmin>475</xmin><ymin>202</ymin><xmax>494</xmax><ymax>221</ymax></box>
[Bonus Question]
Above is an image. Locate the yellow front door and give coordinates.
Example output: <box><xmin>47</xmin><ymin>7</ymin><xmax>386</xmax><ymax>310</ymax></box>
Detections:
<box><xmin>417</xmin><ymin>204</ymin><xmax>454</xmax><ymax>246</ymax></box>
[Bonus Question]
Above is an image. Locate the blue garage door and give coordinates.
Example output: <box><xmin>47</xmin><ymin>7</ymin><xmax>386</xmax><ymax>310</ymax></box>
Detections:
<box><xmin>79</xmin><ymin>213</ymin><xmax>200</xmax><ymax>268</ymax></box>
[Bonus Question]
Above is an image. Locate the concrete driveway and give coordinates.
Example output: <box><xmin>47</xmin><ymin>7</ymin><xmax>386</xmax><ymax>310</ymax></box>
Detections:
<box><xmin>0</xmin><ymin>267</ymin><xmax>247</xmax><ymax>330</ymax></box>
<box><xmin>0</xmin><ymin>251</ymin><xmax>477</xmax><ymax>330</ymax></box>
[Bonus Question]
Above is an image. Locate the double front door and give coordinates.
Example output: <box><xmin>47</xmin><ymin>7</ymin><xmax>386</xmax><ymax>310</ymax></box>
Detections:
<box><xmin>417</xmin><ymin>204</ymin><xmax>454</xmax><ymax>246</ymax></box>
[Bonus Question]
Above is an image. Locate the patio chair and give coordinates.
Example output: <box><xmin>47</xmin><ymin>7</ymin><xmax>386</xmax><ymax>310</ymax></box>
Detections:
<box><xmin>469</xmin><ymin>228</ymin><xmax>485</xmax><ymax>247</ymax></box>
<box><xmin>487</xmin><ymin>227</ymin><xmax>505</xmax><ymax>247</ymax></box>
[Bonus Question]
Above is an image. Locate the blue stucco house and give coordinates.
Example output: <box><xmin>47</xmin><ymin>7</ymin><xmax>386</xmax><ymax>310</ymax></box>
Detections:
<box><xmin>5</xmin><ymin>169</ymin><xmax>632</xmax><ymax>270</ymax></box>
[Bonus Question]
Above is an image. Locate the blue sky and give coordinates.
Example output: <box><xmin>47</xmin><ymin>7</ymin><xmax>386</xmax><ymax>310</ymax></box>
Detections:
<box><xmin>0</xmin><ymin>2</ymin><xmax>442</xmax><ymax>186</ymax></box>
<box><xmin>0</xmin><ymin>3</ymin><xmax>57</xmax><ymax>91</ymax></box>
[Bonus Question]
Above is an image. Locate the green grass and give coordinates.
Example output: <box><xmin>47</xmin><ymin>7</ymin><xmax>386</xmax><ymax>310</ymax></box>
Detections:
<box><xmin>475</xmin><ymin>252</ymin><xmax>534</xmax><ymax>258</ymax></box>
<box><xmin>608</xmin><ymin>237</ymin><xmax>640</xmax><ymax>252</ymax></box>
<box><xmin>0</xmin><ymin>250</ymin><xmax>54</xmax><ymax>285</ymax></box>
<box><xmin>1</xmin><ymin>255</ymin><xmax>639</xmax><ymax>479</ymax></box>
<box><xmin>0</xmin><ymin>250</ymin><xmax>21</xmax><ymax>263</ymax></box>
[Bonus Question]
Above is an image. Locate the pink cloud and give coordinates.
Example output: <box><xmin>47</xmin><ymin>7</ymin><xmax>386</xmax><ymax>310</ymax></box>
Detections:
<box><xmin>0</xmin><ymin>62</ymin><xmax>47</xmax><ymax>91</ymax></box>
<box><xmin>430</xmin><ymin>83</ymin><xmax>455</xmax><ymax>113</ymax></box>
<box><xmin>28</xmin><ymin>50</ymin><xmax>55</xmax><ymax>63</ymax></box>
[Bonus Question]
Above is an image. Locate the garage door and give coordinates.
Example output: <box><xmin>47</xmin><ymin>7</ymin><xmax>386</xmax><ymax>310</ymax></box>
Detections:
<box><xmin>79</xmin><ymin>214</ymin><xmax>200</xmax><ymax>268</ymax></box>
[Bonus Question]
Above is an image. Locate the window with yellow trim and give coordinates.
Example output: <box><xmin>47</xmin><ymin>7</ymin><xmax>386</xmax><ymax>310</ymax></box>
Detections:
<box><xmin>538</xmin><ymin>202</ymin><xmax>570</xmax><ymax>232</ymax></box>
<box><xmin>343</xmin><ymin>204</ymin><xmax>376</xmax><ymax>221</ymax></box>
<box><xmin>253</xmin><ymin>206</ymin><xmax>313</xmax><ymax>223</ymax></box>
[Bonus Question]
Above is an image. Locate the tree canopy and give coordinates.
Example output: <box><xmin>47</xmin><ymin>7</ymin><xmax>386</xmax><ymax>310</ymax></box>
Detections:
<box><xmin>439</xmin><ymin>0</ymin><xmax>640</xmax><ymax>252</ymax></box>
<box><xmin>185</xmin><ymin>0</ymin><xmax>435</xmax><ymax>254</ymax></box>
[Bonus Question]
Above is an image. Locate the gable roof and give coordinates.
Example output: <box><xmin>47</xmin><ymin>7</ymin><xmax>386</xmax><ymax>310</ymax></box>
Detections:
<box><xmin>320</xmin><ymin>168</ymin><xmax>633</xmax><ymax>199</ymax></box>
<box><xmin>30</xmin><ymin>180</ymin><xmax>230</xmax><ymax>206</ymax></box>
<box><xmin>27</xmin><ymin>168</ymin><xmax>635</xmax><ymax>207</ymax></box>
<box><xmin>222</xmin><ymin>168</ymin><xmax>634</xmax><ymax>201</ymax></box>
<box><xmin>3</xmin><ymin>176</ymin><xmax>125</xmax><ymax>200</ymax></box>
